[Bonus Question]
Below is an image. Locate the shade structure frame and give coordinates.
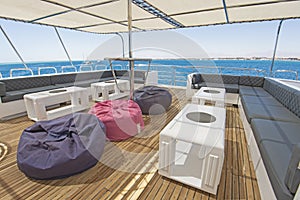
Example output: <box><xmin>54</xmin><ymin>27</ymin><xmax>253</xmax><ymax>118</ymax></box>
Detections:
<box><xmin>0</xmin><ymin>0</ymin><xmax>299</xmax><ymax>34</ymax></box>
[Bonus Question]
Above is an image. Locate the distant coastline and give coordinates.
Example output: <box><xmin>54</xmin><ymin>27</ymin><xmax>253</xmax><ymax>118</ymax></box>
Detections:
<box><xmin>211</xmin><ymin>57</ymin><xmax>300</xmax><ymax>61</ymax></box>
<box><xmin>138</xmin><ymin>57</ymin><xmax>300</xmax><ymax>61</ymax></box>
<box><xmin>0</xmin><ymin>57</ymin><xmax>300</xmax><ymax>65</ymax></box>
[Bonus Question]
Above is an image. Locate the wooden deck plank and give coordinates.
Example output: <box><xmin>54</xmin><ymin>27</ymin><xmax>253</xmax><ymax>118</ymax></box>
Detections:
<box><xmin>0</xmin><ymin>88</ymin><xmax>261</xmax><ymax>200</ymax></box>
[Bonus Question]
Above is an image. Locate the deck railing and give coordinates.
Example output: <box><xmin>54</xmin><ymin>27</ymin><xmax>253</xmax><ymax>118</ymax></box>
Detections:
<box><xmin>10</xmin><ymin>68</ymin><xmax>33</xmax><ymax>77</ymax></box>
<box><xmin>79</xmin><ymin>64</ymin><xmax>93</xmax><ymax>72</ymax></box>
<box><xmin>38</xmin><ymin>66</ymin><xmax>58</xmax><ymax>75</ymax></box>
<box><xmin>61</xmin><ymin>65</ymin><xmax>77</xmax><ymax>73</ymax></box>
<box><xmin>273</xmin><ymin>69</ymin><xmax>299</xmax><ymax>80</ymax></box>
<box><xmin>3</xmin><ymin>64</ymin><xmax>299</xmax><ymax>86</ymax></box>
<box><xmin>134</xmin><ymin>64</ymin><xmax>268</xmax><ymax>86</ymax></box>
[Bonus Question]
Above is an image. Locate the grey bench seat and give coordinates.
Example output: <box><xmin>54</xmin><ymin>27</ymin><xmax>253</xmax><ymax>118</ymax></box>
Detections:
<box><xmin>251</xmin><ymin>119</ymin><xmax>300</xmax><ymax>200</ymax></box>
<box><xmin>1</xmin><ymin>85</ymin><xmax>59</xmax><ymax>103</ymax></box>
<box><xmin>242</xmin><ymin>102</ymin><xmax>300</xmax><ymax>123</ymax></box>
<box><xmin>239</xmin><ymin>85</ymin><xmax>271</xmax><ymax>97</ymax></box>
<box><xmin>240</xmin><ymin>95</ymin><xmax>282</xmax><ymax>107</ymax></box>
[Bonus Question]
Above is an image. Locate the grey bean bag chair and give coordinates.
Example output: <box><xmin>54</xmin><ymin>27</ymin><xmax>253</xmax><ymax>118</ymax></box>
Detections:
<box><xmin>133</xmin><ymin>86</ymin><xmax>172</xmax><ymax>115</ymax></box>
<box><xmin>17</xmin><ymin>113</ymin><xmax>106</xmax><ymax>180</ymax></box>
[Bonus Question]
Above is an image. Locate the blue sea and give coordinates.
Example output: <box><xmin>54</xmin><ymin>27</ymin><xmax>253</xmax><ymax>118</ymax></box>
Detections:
<box><xmin>0</xmin><ymin>59</ymin><xmax>299</xmax><ymax>86</ymax></box>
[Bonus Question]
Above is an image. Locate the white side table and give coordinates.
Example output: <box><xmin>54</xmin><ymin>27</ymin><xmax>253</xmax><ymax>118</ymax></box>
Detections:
<box><xmin>159</xmin><ymin>104</ymin><xmax>226</xmax><ymax>194</ymax></box>
<box><xmin>192</xmin><ymin>87</ymin><xmax>225</xmax><ymax>107</ymax></box>
<box><xmin>24</xmin><ymin>87</ymin><xmax>89</xmax><ymax>121</ymax></box>
<box><xmin>91</xmin><ymin>80</ymin><xmax>129</xmax><ymax>101</ymax></box>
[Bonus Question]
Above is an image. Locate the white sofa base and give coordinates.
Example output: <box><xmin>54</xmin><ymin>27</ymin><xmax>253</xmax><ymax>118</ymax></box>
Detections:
<box><xmin>0</xmin><ymin>99</ymin><xmax>27</xmax><ymax>120</ymax></box>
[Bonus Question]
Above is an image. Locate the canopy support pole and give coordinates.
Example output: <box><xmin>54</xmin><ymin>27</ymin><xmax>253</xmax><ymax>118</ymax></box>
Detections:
<box><xmin>54</xmin><ymin>27</ymin><xmax>73</xmax><ymax>66</ymax></box>
<box><xmin>115</xmin><ymin>33</ymin><xmax>125</xmax><ymax>58</ymax></box>
<box><xmin>270</xmin><ymin>20</ymin><xmax>284</xmax><ymax>76</ymax></box>
<box><xmin>0</xmin><ymin>25</ymin><xmax>28</xmax><ymax>68</ymax></box>
<box><xmin>222</xmin><ymin>0</ymin><xmax>229</xmax><ymax>23</ymax></box>
<box><xmin>128</xmin><ymin>0</ymin><xmax>134</xmax><ymax>100</ymax></box>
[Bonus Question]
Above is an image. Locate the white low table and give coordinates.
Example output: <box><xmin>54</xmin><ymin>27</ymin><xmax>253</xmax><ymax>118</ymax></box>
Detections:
<box><xmin>192</xmin><ymin>87</ymin><xmax>225</xmax><ymax>107</ymax></box>
<box><xmin>24</xmin><ymin>86</ymin><xmax>89</xmax><ymax>121</ymax></box>
<box><xmin>159</xmin><ymin>104</ymin><xmax>226</xmax><ymax>194</ymax></box>
<box><xmin>91</xmin><ymin>79</ymin><xmax>129</xmax><ymax>101</ymax></box>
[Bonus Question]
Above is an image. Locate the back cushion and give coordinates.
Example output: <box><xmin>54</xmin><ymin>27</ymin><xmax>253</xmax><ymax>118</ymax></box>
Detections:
<box><xmin>192</xmin><ymin>74</ymin><xmax>202</xmax><ymax>84</ymax></box>
<box><xmin>264</xmin><ymin>78</ymin><xmax>300</xmax><ymax>117</ymax></box>
<box><xmin>50</xmin><ymin>73</ymin><xmax>76</xmax><ymax>85</ymax></box>
<box><xmin>200</xmin><ymin>74</ymin><xmax>239</xmax><ymax>84</ymax></box>
<box><xmin>289</xmin><ymin>91</ymin><xmax>300</xmax><ymax>118</ymax></box>
<box><xmin>201</xmin><ymin>74</ymin><xmax>223</xmax><ymax>84</ymax></box>
<box><xmin>4</xmin><ymin>76</ymin><xmax>51</xmax><ymax>91</ymax></box>
<box><xmin>101</xmin><ymin>70</ymin><xmax>114</xmax><ymax>79</ymax></box>
<box><xmin>221</xmin><ymin>75</ymin><xmax>240</xmax><ymax>84</ymax></box>
<box><xmin>0</xmin><ymin>82</ymin><xmax>6</xmax><ymax>96</ymax></box>
<box><xmin>239</xmin><ymin>76</ymin><xmax>265</xmax><ymax>87</ymax></box>
<box><xmin>75</xmin><ymin>71</ymin><xmax>101</xmax><ymax>81</ymax></box>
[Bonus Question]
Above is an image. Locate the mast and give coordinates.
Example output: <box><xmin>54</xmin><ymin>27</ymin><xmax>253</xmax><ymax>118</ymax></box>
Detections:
<box><xmin>128</xmin><ymin>0</ymin><xmax>134</xmax><ymax>100</ymax></box>
<box><xmin>54</xmin><ymin>27</ymin><xmax>73</xmax><ymax>66</ymax></box>
<box><xmin>0</xmin><ymin>25</ymin><xmax>28</xmax><ymax>68</ymax></box>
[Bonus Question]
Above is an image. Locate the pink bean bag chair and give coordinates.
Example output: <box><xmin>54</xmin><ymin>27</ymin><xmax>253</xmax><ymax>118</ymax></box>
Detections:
<box><xmin>89</xmin><ymin>100</ymin><xmax>144</xmax><ymax>141</ymax></box>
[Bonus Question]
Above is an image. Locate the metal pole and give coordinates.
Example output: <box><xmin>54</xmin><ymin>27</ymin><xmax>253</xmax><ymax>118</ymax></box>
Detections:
<box><xmin>128</xmin><ymin>0</ymin><xmax>134</xmax><ymax>100</ymax></box>
<box><xmin>0</xmin><ymin>25</ymin><xmax>28</xmax><ymax>68</ymax></box>
<box><xmin>222</xmin><ymin>0</ymin><xmax>229</xmax><ymax>23</ymax></box>
<box><xmin>54</xmin><ymin>27</ymin><xmax>73</xmax><ymax>66</ymax></box>
<box><xmin>270</xmin><ymin>20</ymin><xmax>284</xmax><ymax>76</ymax></box>
<box><xmin>115</xmin><ymin>33</ymin><xmax>125</xmax><ymax>58</ymax></box>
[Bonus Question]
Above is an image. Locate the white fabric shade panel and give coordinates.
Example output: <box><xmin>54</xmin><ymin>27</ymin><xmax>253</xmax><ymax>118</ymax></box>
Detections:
<box><xmin>0</xmin><ymin>0</ymin><xmax>299</xmax><ymax>33</ymax></box>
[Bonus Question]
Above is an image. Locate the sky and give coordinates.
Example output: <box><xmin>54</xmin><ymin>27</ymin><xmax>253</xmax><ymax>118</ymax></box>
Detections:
<box><xmin>0</xmin><ymin>18</ymin><xmax>300</xmax><ymax>63</ymax></box>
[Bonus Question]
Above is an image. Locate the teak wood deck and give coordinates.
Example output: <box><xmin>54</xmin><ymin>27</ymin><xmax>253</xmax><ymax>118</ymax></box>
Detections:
<box><xmin>0</xmin><ymin>88</ymin><xmax>261</xmax><ymax>200</ymax></box>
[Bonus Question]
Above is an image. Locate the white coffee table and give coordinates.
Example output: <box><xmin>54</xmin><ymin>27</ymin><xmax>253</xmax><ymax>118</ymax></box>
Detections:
<box><xmin>24</xmin><ymin>86</ymin><xmax>89</xmax><ymax>121</ymax></box>
<box><xmin>159</xmin><ymin>104</ymin><xmax>226</xmax><ymax>194</ymax></box>
<box><xmin>91</xmin><ymin>79</ymin><xmax>129</xmax><ymax>101</ymax></box>
<box><xmin>192</xmin><ymin>87</ymin><xmax>225</xmax><ymax>107</ymax></box>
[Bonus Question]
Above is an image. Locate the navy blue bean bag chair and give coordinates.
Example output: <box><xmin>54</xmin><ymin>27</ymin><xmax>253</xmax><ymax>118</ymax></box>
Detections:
<box><xmin>133</xmin><ymin>86</ymin><xmax>172</xmax><ymax>115</ymax></box>
<box><xmin>17</xmin><ymin>113</ymin><xmax>106</xmax><ymax>180</ymax></box>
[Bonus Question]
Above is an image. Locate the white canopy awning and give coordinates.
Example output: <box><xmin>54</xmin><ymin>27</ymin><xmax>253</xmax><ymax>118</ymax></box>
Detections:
<box><xmin>0</xmin><ymin>0</ymin><xmax>300</xmax><ymax>34</ymax></box>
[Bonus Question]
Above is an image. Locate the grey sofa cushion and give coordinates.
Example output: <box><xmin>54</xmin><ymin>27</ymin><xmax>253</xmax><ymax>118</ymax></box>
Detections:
<box><xmin>73</xmin><ymin>79</ymin><xmax>100</xmax><ymax>87</ymax></box>
<box><xmin>239</xmin><ymin>76</ymin><xmax>265</xmax><ymax>87</ymax></box>
<box><xmin>200</xmin><ymin>74</ymin><xmax>239</xmax><ymax>84</ymax></box>
<box><xmin>1</xmin><ymin>90</ymin><xmax>27</xmax><ymax>103</ymax></box>
<box><xmin>260</xmin><ymin>140</ymin><xmax>294</xmax><ymax>200</ymax></box>
<box><xmin>0</xmin><ymin>82</ymin><xmax>5</xmax><ymax>96</ymax></box>
<box><xmin>285</xmin><ymin>143</ymin><xmax>300</xmax><ymax>194</ymax></box>
<box><xmin>263</xmin><ymin>78</ymin><xmax>295</xmax><ymax>109</ymax></box>
<box><xmin>241</xmin><ymin>95</ymin><xmax>282</xmax><ymax>107</ymax></box>
<box><xmin>239</xmin><ymin>85</ymin><xmax>271</xmax><ymax>97</ymax></box>
<box><xmin>1</xmin><ymin>86</ymin><xmax>59</xmax><ymax>103</ymax></box>
<box><xmin>23</xmin><ymin>85</ymin><xmax>59</xmax><ymax>94</ymax></box>
<box><xmin>50</xmin><ymin>73</ymin><xmax>76</xmax><ymax>85</ymax></box>
<box><xmin>221</xmin><ymin>75</ymin><xmax>240</xmax><ymax>84</ymax></box>
<box><xmin>3</xmin><ymin>76</ymin><xmax>52</xmax><ymax>92</ymax></box>
<box><xmin>192</xmin><ymin>74</ymin><xmax>202</xmax><ymax>84</ymax></box>
<box><xmin>201</xmin><ymin>74</ymin><xmax>223</xmax><ymax>84</ymax></box>
<box><xmin>115</xmin><ymin>70</ymin><xmax>145</xmax><ymax>83</ymax></box>
<box><xmin>251</xmin><ymin>119</ymin><xmax>300</xmax><ymax>146</ymax></box>
<box><xmin>242</xmin><ymin>102</ymin><xmax>300</xmax><ymax>123</ymax></box>
<box><xmin>289</xmin><ymin>91</ymin><xmax>300</xmax><ymax>118</ymax></box>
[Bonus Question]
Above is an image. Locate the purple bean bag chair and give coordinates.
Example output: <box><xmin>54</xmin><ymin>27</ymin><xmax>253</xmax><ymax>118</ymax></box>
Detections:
<box><xmin>89</xmin><ymin>100</ymin><xmax>144</xmax><ymax>141</ymax></box>
<box><xmin>133</xmin><ymin>86</ymin><xmax>172</xmax><ymax>115</ymax></box>
<box><xmin>17</xmin><ymin>113</ymin><xmax>106</xmax><ymax>180</ymax></box>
